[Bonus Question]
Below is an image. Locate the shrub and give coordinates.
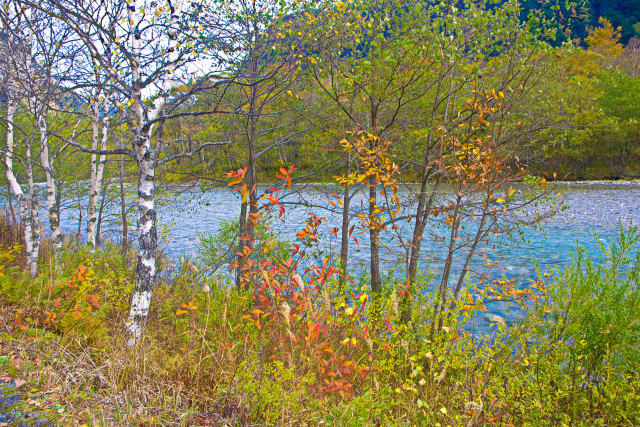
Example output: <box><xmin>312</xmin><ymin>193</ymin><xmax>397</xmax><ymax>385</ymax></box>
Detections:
<box><xmin>505</xmin><ymin>225</ymin><xmax>640</xmax><ymax>424</ymax></box>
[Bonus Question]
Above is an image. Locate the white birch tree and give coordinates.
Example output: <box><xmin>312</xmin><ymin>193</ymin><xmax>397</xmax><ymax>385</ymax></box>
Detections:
<box><xmin>20</xmin><ymin>8</ymin><xmax>66</xmax><ymax>253</ymax></box>
<box><xmin>20</xmin><ymin>0</ymin><xmax>232</xmax><ymax>342</ymax></box>
<box><xmin>2</xmin><ymin>92</ymin><xmax>39</xmax><ymax>277</ymax></box>
<box><xmin>0</xmin><ymin>4</ymin><xmax>43</xmax><ymax>276</ymax></box>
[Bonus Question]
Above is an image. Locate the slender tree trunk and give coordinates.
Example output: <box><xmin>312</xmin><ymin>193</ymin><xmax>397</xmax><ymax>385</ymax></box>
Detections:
<box><xmin>406</xmin><ymin>174</ymin><xmax>429</xmax><ymax>282</ymax></box>
<box><xmin>236</xmin><ymin>113</ymin><xmax>258</xmax><ymax>289</ymax></box>
<box><xmin>236</xmin><ymin>200</ymin><xmax>248</xmax><ymax>288</ymax></box>
<box><xmin>237</xmin><ymin>54</ymin><xmax>259</xmax><ymax>289</ymax></box>
<box><xmin>430</xmin><ymin>191</ymin><xmax>462</xmax><ymax>337</ymax></box>
<box><xmin>339</xmin><ymin>179</ymin><xmax>351</xmax><ymax>292</ymax></box>
<box><xmin>401</xmin><ymin>67</ymin><xmax>453</xmax><ymax>323</ymax></box>
<box><xmin>25</xmin><ymin>136</ymin><xmax>41</xmax><ymax>277</ymax></box>
<box><xmin>125</xmin><ymin>0</ymin><xmax>156</xmax><ymax>341</ymax></box>
<box><xmin>449</xmin><ymin>206</ymin><xmax>490</xmax><ymax>309</ymax></box>
<box><xmin>368</xmin><ymin>174</ymin><xmax>382</xmax><ymax>292</ymax></box>
<box><xmin>4</xmin><ymin>97</ymin><xmax>37</xmax><ymax>276</ymax></box>
<box><xmin>88</xmin><ymin>102</ymin><xmax>108</xmax><ymax>250</ymax></box>
<box><xmin>20</xmin><ymin>7</ymin><xmax>41</xmax><ymax>272</ymax></box>
<box><xmin>119</xmin><ymin>154</ymin><xmax>129</xmax><ymax>256</ymax></box>
<box><xmin>75</xmin><ymin>191</ymin><xmax>83</xmax><ymax>240</ymax></box>
<box><xmin>88</xmin><ymin>104</ymin><xmax>100</xmax><ymax>247</ymax></box>
<box><xmin>6</xmin><ymin>182</ymin><xmax>16</xmax><ymax>226</ymax></box>
<box><xmin>126</xmin><ymin>131</ymin><xmax>157</xmax><ymax>343</ymax></box>
<box><xmin>125</xmin><ymin>0</ymin><xmax>182</xmax><ymax>343</ymax></box>
<box><xmin>338</xmin><ymin>101</ymin><xmax>356</xmax><ymax>292</ymax></box>
<box><xmin>35</xmin><ymin>106</ymin><xmax>63</xmax><ymax>252</ymax></box>
<box><xmin>246</xmin><ymin>86</ymin><xmax>258</xmax><ymax>261</ymax></box>
<box><xmin>400</xmin><ymin>175</ymin><xmax>441</xmax><ymax>322</ymax></box>
<box><xmin>96</xmin><ymin>175</ymin><xmax>109</xmax><ymax>247</ymax></box>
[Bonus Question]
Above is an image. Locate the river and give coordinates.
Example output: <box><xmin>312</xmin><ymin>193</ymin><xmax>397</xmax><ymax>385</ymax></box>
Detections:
<box><xmin>45</xmin><ymin>181</ymin><xmax>640</xmax><ymax>328</ymax></box>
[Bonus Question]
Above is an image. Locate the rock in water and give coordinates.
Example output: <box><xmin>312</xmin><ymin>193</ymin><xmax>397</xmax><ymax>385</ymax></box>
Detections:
<box><xmin>485</xmin><ymin>314</ymin><xmax>507</xmax><ymax>326</ymax></box>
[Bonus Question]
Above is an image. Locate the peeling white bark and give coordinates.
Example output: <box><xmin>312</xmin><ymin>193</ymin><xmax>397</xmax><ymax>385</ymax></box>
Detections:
<box><xmin>125</xmin><ymin>132</ymin><xmax>158</xmax><ymax>342</ymax></box>
<box><xmin>125</xmin><ymin>0</ymin><xmax>185</xmax><ymax>344</ymax></box>
<box><xmin>25</xmin><ymin>136</ymin><xmax>41</xmax><ymax>278</ymax></box>
<box><xmin>4</xmin><ymin>96</ymin><xmax>37</xmax><ymax>277</ymax></box>
<box><xmin>35</xmin><ymin>104</ymin><xmax>62</xmax><ymax>252</ymax></box>
<box><xmin>125</xmin><ymin>289</ymin><xmax>152</xmax><ymax>345</ymax></box>
<box><xmin>87</xmin><ymin>103</ymin><xmax>99</xmax><ymax>248</ymax></box>
<box><xmin>127</xmin><ymin>0</ymin><xmax>182</xmax><ymax>345</ymax></box>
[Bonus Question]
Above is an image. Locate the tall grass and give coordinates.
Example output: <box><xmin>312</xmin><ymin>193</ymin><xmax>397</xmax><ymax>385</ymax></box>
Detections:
<box><xmin>0</xmin><ymin>214</ymin><xmax>638</xmax><ymax>425</ymax></box>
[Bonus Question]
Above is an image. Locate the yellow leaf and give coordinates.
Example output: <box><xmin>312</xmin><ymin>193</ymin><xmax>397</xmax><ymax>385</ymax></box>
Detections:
<box><xmin>241</xmin><ymin>187</ymin><xmax>250</xmax><ymax>204</ymax></box>
<box><xmin>176</xmin><ymin>309</ymin><xmax>188</xmax><ymax>316</ymax></box>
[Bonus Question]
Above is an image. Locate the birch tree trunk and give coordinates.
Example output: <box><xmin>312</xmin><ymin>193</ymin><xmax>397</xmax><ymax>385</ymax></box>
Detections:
<box><xmin>35</xmin><ymin>105</ymin><xmax>63</xmax><ymax>252</ymax></box>
<box><xmin>87</xmin><ymin>100</ymin><xmax>107</xmax><ymax>249</ymax></box>
<box><xmin>119</xmin><ymin>153</ymin><xmax>129</xmax><ymax>256</ymax></box>
<box><xmin>25</xmin><ymin>136</ymin><xmax>41</xmax><ymax>277</ymax></box>
<box><xmin>125</xmin><ymin>15</ymin><xmax>157</xmax><ymax>342</ymax></box>
<box><xmin>125</xmin><ymin>0</ymin><xmax>183</xmax><ymax>343</ymax></box>
<box><xmin>4</xmin><ymin>96</ymin><xmax>37</xmax><ymax>277</ymax></box>
<box><xmin>126</xmin><ymin>130</ymin><xmax>157</xmax><ymax>344</ymax></box>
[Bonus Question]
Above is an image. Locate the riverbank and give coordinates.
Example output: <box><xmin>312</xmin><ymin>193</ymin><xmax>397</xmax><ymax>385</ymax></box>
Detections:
<box><xmin>0</xmin><ymin>216</ymin><xmax>638</xmax><ymax>424</ymax></box>
<box><xmin>160</xmin><ymin>177</ymin><xmax>640</xmax><ymax>189</ymax></box>
<box><xmin>19</xmin><ymin>181</ymin><xmax>640</xmax><ymax>336</ymax></box>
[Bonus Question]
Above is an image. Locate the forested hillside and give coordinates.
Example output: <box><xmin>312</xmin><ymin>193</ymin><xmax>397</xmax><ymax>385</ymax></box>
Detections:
<box><xmin>159</xmin><ymin>15</ymin><xmax>640</xmax><ymax>182</ymax></box>
<box><xmin>522</xmin><ymin>0</ymin><xmax>640</xmax><ymax>43</ymax></box>
<box><xmin>578</xmin><ymin>0</ymin><xmax>640</xmax><ymax>42</ymax></box>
